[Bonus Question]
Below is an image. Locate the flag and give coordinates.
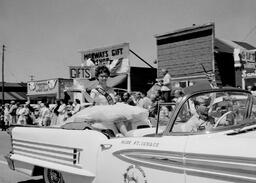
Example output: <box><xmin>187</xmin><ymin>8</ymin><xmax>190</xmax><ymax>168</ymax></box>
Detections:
<box><xmin>109</xmin><ymin>58</ymin><xmax>129</xmax><ymax>75</ymax></box>
<box><xmin>85</xmin><ymin>58</ymin><xmax>95</xmax><ymax>67</ymax></box>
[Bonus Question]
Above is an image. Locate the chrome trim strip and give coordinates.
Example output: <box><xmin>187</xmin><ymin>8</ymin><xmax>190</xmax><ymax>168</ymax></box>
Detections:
<box><xmin>114</xmin><ymin>149</ymin><xmax>256</xmax><ymax>182</ymax></box>
<box><xmin>12</xmin><ymin>139</ymin><xmax>82</xmax><ymax>165</ymax></box>
<box><xmin>114</xmin><ymin>149</ymin><xmax>184</xmax><ymax>174</ymax></box>
<box><xmin>13</xmin><ymin>139</ymin><xmax>82</xmax><ymax>151</ymax></box>
<box><xmin>13</xmin><ymin>143</ymin><xmax>74</xmax><ymax>156</ymax></box>
<box><xmin>186</xmin><ymin>152</ymin><xmax>256</xmax><ymax>165</ymax></box>
<box><xmin>13</xmin><ymin>147</ymin><xmax>74</xmax><ymax>162</ymax></box>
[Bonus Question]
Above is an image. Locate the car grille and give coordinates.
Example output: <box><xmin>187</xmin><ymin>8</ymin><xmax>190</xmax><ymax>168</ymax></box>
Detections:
<box><xmin>12</xmin><ymin>139</ymin><xmax>82</xmax><ymax>167</ymax></box>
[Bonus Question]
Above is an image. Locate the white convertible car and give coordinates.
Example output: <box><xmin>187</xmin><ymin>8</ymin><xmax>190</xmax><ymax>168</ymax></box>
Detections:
<box><xmin>5</xmin><ymin>84</ymin><xmax>256</xmax><ymax>183</ymax></box>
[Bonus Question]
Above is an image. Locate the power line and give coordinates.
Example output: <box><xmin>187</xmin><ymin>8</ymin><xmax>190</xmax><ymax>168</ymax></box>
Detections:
<box><xmin>243</xmin><ymin>24</ymin><xmax>256</xmax><ymax>41</ymax></box>
<box><xmin>129</xmin><ymin>49</ymin><xmax>154</xmax><ymax>68</ymax></box>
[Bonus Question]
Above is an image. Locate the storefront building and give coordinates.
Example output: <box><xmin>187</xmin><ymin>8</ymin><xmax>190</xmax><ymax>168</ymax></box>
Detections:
<box><xmin>228</xmin><ymin>42</ymin><xmax>255</xmax><ymax>89</ymax></box>
<box><xmin>27</xmin><ymin>78</ymin><xmax>73</xmax><ymax>103</ymax></box>
<box><xmin>155</xmin><ymin>23</ymin><xmax>256</xmax><ymax>88</ymax></box>
<box><xmin>155</xmin><ymin>23</ymin><xmax>215</xmax><ymax>87</ymax></box>
<box><xmin>213</xmin><ymin>38</ymin><xmax>255</xmax><ymax>89</ymax></box>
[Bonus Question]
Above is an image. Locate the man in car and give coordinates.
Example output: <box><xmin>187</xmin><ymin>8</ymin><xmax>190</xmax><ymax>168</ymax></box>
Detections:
<box><xmin>181</xmin><ymin>96</ymin><xmax>215</xmax><ymax>132</ymax></box>
<box><xmin>214</xmin><ymin>100</ymin><xmax>236</xmax><ymax>126</ymax></box>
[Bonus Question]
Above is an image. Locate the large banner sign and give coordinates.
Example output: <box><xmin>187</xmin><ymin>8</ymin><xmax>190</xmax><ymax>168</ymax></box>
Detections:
<box><xmin>27</xmin><ymin>79</ymin><xmax>58</xmax><ymax>95</ymax></box>
<box><xmin>27</xmin><ymin>79</ymin><xmax>73</xmax><ymax>96</ymax></box>
<box><xmin>80</xmin><ymin>43</ymin><xmax>130</xmax><ymax>75</ymax></box>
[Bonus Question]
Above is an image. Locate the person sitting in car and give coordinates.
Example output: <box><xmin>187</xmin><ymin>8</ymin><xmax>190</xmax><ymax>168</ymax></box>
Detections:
<box><xmin>181</xmin><ymin>96</ymin><xmax>215</xmax><ymax>132</ymax></box>
<box><xmin>214</xmin><ymin>100</ymin><xmax>236</xmax><ymax>126</ymax></box>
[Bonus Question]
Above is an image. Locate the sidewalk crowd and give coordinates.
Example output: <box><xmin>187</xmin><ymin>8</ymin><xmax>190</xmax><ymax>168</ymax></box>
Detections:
<box><xmin>0</xmin><ymin>68</ymin><xmax>184</xmax><ymax>130</ymax></box>
<box><xmin>0</xmin><ymin>87</ymin><xmax>184</xmax><ymax>131</ymax></box>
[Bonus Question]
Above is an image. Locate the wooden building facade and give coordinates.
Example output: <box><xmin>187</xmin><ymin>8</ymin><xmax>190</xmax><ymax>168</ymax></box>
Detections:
<box><xmin>155</xmin><ymin>23</ymin><xmax>215</xmax><ymax>87</ymax></box>
<box><xmin>155</xmin><ymin>23</ymin><xmax>256</xmax><ymax>88</ymax></box>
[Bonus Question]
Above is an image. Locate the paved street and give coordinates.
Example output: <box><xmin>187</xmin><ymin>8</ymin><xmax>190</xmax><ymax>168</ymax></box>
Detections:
<box><xmin>0</xmin><ymin>130</ymin><xmax>44</xmax><ymax>183</ymax></box>
<box><xmin>0</xmin><ymin>130</ymin><xmax>11</xmax><ymax>162</ymax></box>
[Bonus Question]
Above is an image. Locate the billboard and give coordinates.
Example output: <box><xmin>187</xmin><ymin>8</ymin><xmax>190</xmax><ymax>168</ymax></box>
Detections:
<box><xmin>80</xmin><ymin>43</ymin><xmax>130</xmax><ymax>76</ymax></box>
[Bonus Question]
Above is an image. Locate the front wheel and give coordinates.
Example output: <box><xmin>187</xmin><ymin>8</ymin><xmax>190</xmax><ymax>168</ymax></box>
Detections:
<box><xmin>43</xmin><ymin>168</ymin><xmax>65</xmax><ymax>183</ymax></box>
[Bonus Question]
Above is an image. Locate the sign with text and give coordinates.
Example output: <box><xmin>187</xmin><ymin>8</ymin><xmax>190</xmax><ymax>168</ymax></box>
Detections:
<box><xmin>27</xmin><ymin>79</ymin><xmax>58</xmax><ymax>95</ymax></box>
<box><xmin>69</xmin><ymin>66</ymin><xmax>94</xmax><ymax>79</ymax></box>
<box><xmin>27</xmin><ymin>79</ymin><xmax>73</xmax><ymax>96</ymax></box>
<box><xmin>80</xmin><ymin>43</ymin><xmax>130</xmax><ymax>74</ymax></box>
<box><xmin>234</xmin><ymin>48</ymin><xmax>256</xmax><ymax>68</ymax></box>
<box><xmin>241</xmin><ymin>50</ymin><xmax>255</xmax><ymax>62</ymax></box>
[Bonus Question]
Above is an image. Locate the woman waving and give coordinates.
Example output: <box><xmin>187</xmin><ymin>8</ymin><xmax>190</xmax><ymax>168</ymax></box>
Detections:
<box><xmin>90</xmin><ymin>65</ymin><xmax>116</xmax><ymax>105</ymax></box>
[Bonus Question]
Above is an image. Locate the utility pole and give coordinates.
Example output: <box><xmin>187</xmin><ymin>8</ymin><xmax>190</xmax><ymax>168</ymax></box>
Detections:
<box><xmin>2</xmin><ymin>45</ymin><xmax>5</xmax><ymax>106</ymax></box>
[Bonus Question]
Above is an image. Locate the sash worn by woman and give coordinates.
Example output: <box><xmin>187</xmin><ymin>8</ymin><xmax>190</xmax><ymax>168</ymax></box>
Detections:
<box><xmin>90</xmin><ymin>65</ymin><xmax>128</xmax><ymax>136</ymax></box>
<box><xmin>90</xmin><ymin>65</ymin><xmax>115</xmax><ymax>105</ymax></box>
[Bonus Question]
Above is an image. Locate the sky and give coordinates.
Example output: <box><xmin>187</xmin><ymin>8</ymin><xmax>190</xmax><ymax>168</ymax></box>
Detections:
<box><xmin>1</xmin><ymin>0</ymin><xmax>256</xmax><ymax>83</ymax></box>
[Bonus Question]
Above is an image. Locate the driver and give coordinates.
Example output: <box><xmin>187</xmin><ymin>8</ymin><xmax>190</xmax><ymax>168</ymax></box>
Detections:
<box><xmin>181</xmin><ymin>96</ymin><xmax>215</xmax><ymax>132</ymax></box>
<box><xmin>215</xmin><ymin>100</ymin><xmax>235</xmax><ymax>126</ymax></box>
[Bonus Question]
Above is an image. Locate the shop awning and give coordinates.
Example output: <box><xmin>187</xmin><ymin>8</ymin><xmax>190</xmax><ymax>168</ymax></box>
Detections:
<box><xmin>27</xmin><ymin>93</ymin><xmax>56</xmax><ymax>98</ymax></box>
<box><xmin>0</xmin><ymin>91</ymin><xmax>27</xmax><ymax>101</ymax></box>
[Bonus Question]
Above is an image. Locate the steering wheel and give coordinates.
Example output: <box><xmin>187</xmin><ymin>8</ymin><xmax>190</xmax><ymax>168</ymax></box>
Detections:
<box><xmin>214</xmin><ymin>111</ymin><xmax>234</xmax><ymax>128</ymax></box>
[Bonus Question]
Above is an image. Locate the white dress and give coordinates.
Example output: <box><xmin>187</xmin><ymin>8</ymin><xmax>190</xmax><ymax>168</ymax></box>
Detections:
<box><xmin>40</xmin><ymin>107</ymin><xmax>51</xmax><ymax>126</ymax></box>
<box><xmin>57</xmin><ymin>104</ymin><xmax>66</xmax><ymax>125</ymax></box>
<box><xmin>17</xmin><ymin>107</ymin><xmax>29</xmax><ymax>125</ymax></box>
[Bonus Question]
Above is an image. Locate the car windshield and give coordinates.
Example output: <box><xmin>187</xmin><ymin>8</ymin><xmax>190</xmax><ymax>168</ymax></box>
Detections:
<box><xmin>170</xmin><ymin>91</ymin><xmax>252</xmax><ymax>134</ymax></box>
<box><xmin>149</xmin><ymin>102</ymin><xmax>176</xmax><ymax>133</ymax></box>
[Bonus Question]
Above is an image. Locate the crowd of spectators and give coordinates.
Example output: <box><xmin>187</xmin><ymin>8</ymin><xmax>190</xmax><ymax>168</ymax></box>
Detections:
<box><xmin>0</xmin><ymin>98</ymin><xmax>82</xmax><ymax>130</ymax></box>
<box><xmin>0</xmin><ymin>67</ymin><xmax>179</xmax><ymax>131</ymax></box>
<box><xmin>0</xmin><ymin>65</ymin><xmax>183</xmax><ymax>131</ymax></box>
<box><xmin>0</xmin><ymin>87</ymin><xmax>185</xmax><ymax>131</ymax></box>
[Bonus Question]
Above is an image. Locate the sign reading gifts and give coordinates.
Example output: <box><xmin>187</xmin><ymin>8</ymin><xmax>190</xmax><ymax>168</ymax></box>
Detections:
<box><xmin>80</xmin><ymin>43</ymin><xmax>130</xmax><ymax>76</ymax></box>
<box><xmin>69</xmin><ymin>66</ymin><xmax>94</xmax><ymax>79</ymax></box>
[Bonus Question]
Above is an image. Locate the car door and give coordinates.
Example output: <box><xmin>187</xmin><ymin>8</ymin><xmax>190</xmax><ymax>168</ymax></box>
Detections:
<box><xmin>180</xmin><ymin>90</ymin><xmax>256</xmax><ymax>183</ymax></box>
<box><xmin>95</xmin><ymin>135</ymin><xmax>188</xmax><ymax>183</ymax></box>
<box><xmin>185</xmin><ymin>133</ymin><xmax>256</xmax><ymax>183</ymax></box>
